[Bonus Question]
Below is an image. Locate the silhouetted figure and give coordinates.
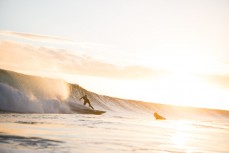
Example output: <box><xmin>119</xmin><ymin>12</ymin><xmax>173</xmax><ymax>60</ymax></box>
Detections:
<box><xmin>79</xmin><ymin>95</ymin><xmax>94</xmax><ymax>110</ymax></box>
<box><xmin>154</xmin><ymin>112</ymin><xmax>166</xmax><ymax>120</ymax></box>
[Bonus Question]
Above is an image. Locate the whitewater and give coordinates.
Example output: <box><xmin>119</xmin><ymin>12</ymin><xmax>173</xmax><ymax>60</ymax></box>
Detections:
<box><xmin>0</xmin><ymin>69</ymin><xmax>229</xmax><ymax>153</ymax></box>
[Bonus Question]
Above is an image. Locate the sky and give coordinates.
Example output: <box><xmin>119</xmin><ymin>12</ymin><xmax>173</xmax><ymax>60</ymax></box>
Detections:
<box><xmin>0</xmin><ymin>0</ymin><xmax>229</xmax><ymax>110</ymax></box>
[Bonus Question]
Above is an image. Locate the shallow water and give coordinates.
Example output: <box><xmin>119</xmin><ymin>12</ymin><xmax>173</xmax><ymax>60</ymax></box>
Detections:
<box><xmin>0</xmin><ymin>113</ymin><xmax>229</xmax><ymax>153</ymax></box>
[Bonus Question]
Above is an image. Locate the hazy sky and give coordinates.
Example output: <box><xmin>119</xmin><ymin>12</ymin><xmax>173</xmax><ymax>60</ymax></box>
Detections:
<box><xmin>1</xmin><ymin>0</ymin><xmax>229</xmax><ymax>110</ymax></box>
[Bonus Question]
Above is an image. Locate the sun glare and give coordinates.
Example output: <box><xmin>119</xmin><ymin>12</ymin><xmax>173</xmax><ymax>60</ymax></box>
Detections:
<box><xmin>60</xmin><ymin>70</ymin><xmax>229</xmax><ymax>110</ymax></box>
<box><xmin>171</xmin><ymin>121</ymin><xmax>192</xmax><ymax>150</ymax></box>
<box><xmin>172</xmin><ymin>133</ymin><xmax>186</xmax><ymax>148</ymax></box>
<box><xmin>148</xmin><ymin>72</ymin><xmax>229</xmax><ymax>109</ymax></box>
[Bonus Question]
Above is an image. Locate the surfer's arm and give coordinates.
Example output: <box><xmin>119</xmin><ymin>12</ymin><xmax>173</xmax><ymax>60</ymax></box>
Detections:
<box><xmin>79</xmin><ymin>95</ymin><xmax>85</xmax><ymax>100</ymax></box>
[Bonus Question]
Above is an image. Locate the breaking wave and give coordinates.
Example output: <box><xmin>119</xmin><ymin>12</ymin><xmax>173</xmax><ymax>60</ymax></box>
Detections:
<box><xmin>0</xmin><ymin>69</ymin><xmax>229</xmax><ymax>120</ymax></box>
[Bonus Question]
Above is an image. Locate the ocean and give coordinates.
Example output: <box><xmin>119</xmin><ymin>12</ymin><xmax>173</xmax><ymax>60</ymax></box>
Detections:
<box><xmin>1</xmin><ymin>69</ymin><xmax>229</xmax><ymax>153</ymax></box>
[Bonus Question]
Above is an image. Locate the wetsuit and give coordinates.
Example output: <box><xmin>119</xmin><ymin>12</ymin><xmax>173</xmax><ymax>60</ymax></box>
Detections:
<box><xmin>80</xmin><ymin>95</ymin><xmax>94</xmax><ymax>110</ymax></box>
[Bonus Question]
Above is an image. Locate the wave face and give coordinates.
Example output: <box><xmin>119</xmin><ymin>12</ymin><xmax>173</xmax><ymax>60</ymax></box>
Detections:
<box><xmin>0</xmin><ymin>69</ymin><xmax>229</xmax><ymax>120</ymax></box>
<box><xmin>0</xmin><ymin>69</ymin><xmax>147</xmax><ymax>114</ymax></box>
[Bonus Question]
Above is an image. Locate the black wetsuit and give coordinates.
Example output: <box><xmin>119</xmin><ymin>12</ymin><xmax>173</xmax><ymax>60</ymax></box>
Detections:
<box><xmin>80</xmin><ymin>95</ymin><xmax>94</xmax><ymax>110</ymax></box>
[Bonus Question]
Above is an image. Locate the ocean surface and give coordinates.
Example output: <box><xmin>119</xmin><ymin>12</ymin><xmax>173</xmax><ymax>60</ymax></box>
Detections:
<box><xmin>1</xmin><ymin>69</ymin><xmax>229</xmax><ymax>153</ymax></box>
<box><xmin>1</xmin><ymin>113</ymin><xmax>229</xmax><ymax>153</ymax></box>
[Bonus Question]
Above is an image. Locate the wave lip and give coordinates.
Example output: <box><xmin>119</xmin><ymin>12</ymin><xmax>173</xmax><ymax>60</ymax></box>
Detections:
<box><xmin>0</xmin><ymin>69</ymin><xmax>72</xmax><ymax>113</ymax></box>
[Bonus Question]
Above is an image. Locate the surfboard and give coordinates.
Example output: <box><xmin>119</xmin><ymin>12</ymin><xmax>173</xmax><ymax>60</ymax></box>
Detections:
<box><xmin>82</xmin><ymin>109</ymin><xmax>106</xmax><ymax>115</ymax></box>
<box><xmin>69</xmin><ymin>102</ymin><xmax>106</xmax><ymax>115</ymax></box>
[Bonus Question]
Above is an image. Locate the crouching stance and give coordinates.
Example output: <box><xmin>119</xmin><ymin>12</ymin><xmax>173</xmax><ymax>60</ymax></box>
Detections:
<box><xmin>79</xmin><ymin>95</ymin><xmax>94</xmax><ymax>110</ymax></box>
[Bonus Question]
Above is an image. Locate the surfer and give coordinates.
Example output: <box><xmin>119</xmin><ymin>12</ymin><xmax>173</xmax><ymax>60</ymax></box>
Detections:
<box><xmin>154</xmin><ymin>112</ymin><xmax>166</xmax><ymax>120</ymax></box>
<box><xmin>79</xmin><ymin>95</ymin><xmax>94</xmax><ymax>110</ymax></box>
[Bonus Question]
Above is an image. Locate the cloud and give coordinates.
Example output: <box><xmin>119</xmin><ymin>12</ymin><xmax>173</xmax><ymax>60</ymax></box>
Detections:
<box><xmin>0</xmin><ymin>30</ymin><xmax>73</xmax><ymax>43</ymax></box>
<box><xmin>0</xmin><ymin>31</ymin><xmax>140</xmax><ymax>68</ymax></box>
<box><xmin>0</xmin><ymin>41</ymin><xmax>162</xmax><ymax>80</ymax></box>
<box><xmin>205</xmin><ymin>75</ymin><xmax>229</xmax><ymax>89</ymax></box>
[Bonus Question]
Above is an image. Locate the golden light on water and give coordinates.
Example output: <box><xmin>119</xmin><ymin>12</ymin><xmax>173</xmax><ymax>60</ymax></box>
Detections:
<box><xmin>172</xmin><ymin>133</ymin><xmax>186</xmax><ymax>149</ymax></box>
<box><xmin>171</xmin><ymin>121</ymin><xmax>192</xmax><ymax>151</ymax></box>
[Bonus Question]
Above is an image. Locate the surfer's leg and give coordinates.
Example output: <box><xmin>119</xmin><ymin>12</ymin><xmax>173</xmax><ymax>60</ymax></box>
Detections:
<box><xmin>89</xmin><ymin>103</ymin><xmax>94</xmax><ymax>110</ymax></box>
